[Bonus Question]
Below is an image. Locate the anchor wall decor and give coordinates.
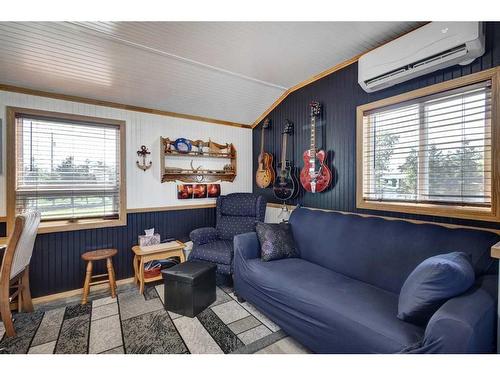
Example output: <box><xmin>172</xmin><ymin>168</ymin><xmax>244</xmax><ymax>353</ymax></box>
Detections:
<box><xmin>136</xmin><ymin>145</ymin><xmax>152</xmax><ymax>171</ymax></box>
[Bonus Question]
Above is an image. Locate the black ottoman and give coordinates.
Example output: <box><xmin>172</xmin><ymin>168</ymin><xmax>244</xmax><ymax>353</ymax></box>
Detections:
<box><xmin>161</xmin><ymin>261</ymin><xmax>216</xmax><ymax>318</ymax></box>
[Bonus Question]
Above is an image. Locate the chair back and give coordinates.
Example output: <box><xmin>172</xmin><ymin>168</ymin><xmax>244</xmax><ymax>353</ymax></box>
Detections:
<box><xmin>216</xmin><ymin>193</ymin><xmax>267</xmax><ymax>240</ymax></box>
<box><xmin>1</xmin><ymin>211</ymin><xmax>41</xmax><ymax>280</ymax></box>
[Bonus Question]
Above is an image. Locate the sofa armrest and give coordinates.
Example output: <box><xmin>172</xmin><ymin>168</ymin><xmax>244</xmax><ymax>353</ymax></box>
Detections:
<box><xmin>234</xmin><ymin>232</ymin><xmax>260</xmax><ymax>261</ymax></box>
<box><xmin>190</xmin><ymin>227</ymin><xmax>218</xmax><ymax>246</ymax></box>
<box><xmin>415</xmin><ymin>275</ymin><xmax>497</xmax><ymax>353</ymax></box>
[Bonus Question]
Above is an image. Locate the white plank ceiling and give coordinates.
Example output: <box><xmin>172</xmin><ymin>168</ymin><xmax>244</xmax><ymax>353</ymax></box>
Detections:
<box><xmin>0</xmin><ymin>22</ymin><xmax>422</xmax><ymax>125</ymax></box>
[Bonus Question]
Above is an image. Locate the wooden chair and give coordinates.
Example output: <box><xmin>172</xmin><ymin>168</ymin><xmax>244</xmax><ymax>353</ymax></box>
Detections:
<box><xmin>0</xmin><ymin>211</ymin><xmax>41</xmax><ymax>337</ymax></box>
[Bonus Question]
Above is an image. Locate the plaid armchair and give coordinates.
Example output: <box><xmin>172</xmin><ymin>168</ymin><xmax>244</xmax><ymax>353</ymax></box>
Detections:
<box><xmin>189</xmin><ymin>193</ymin><xmax>267</xmax><ymax>275</ymax></box>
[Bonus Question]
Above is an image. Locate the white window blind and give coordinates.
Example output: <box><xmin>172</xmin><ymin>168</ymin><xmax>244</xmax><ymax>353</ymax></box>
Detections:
<box><xmin>362</xmin><ymin>80</ymin><xmax>491</xmax><ymax>207</ymax></box>
<box><xmin>15</xmin><ymin>114</ymin><xmax>121</xmax><ymax>221</ymax></box>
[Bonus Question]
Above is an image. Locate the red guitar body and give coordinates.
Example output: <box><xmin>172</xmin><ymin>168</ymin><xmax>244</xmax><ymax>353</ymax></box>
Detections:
<box><xmin>300</xmin><ymin>149</ymin><xmax>332</xmax><ymax>193</ymax></box>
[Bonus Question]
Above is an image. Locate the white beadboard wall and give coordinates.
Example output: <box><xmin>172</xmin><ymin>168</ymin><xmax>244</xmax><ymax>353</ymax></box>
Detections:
<box><xmin>0</xmin><ymin>90</ymin><xmax>253</xmax><ymax>216</ymax></box>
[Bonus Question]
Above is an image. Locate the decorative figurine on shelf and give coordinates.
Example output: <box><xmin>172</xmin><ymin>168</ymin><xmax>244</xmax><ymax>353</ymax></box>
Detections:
<box><xmin>190</xmin><ymin>160</ymin><xmax>203</xmax><ymax>173</ymax></box>
<box><xmin>190</xmin><ymin>160</ymin><xmax>205</xmax><ymax>182</ymax></box>
<box><xmin>136</xmin><ymin>145</ymin><xmax>152</xmax><ymax>171</ymax></box>
<box><xmin>192</xmin><ymin>140</ymin><xmax>204</xmax><ymax>154</ymax></box>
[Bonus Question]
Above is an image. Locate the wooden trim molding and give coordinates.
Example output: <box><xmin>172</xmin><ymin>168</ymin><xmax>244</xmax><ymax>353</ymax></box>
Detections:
<box><xmin>252</xmin><ymin>55</ymin><xmax>361</xmax><ymax>128</ymax></box>
<box><xmin>3</xmin><ymin>204</ymin><xmax>217</xmax><ymax>234</ymax></box>
<box><xmin>252</xmin><ymin>23</ymin><xmax>429</xmax><ymax>128</ymax></box>
<box><xmin>126</xmin><ymin>202</ymin><xmax>216</xmax><ymax>214</ymax></box>
<box><xmin>0</xmin><ymin>84</ymin><xmax>252</xmax><ymax>129</ymax></box>
<box><xmin>6</xmin><ymin>107</ymin><xmax>128</xmax><ymax>235</ymax></box>
<box><xmin>1</xmin><ymin>204</ymin><xmax>217</xmax><ymax>235</ymax></box>
<box><xmin>355</xmin><ymin>67</ymin><xmax>500</xmax><ymax>222</ymax></box>
<box><xmin>0</xmin><ymin>216</ymin><xmax>6</xmax><ymax>223</ymax></box>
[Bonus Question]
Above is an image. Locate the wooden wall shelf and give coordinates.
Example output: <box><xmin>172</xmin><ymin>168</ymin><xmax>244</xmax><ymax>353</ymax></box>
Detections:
<box><xmin>160</xmin><ymin>137</ymin><xmax>237</xmax><ymax>183</ymax></box>
<box><xmin>164</xmin><ymin>150</ymin><xmax>235</xmax><ymax>159</ymax></box>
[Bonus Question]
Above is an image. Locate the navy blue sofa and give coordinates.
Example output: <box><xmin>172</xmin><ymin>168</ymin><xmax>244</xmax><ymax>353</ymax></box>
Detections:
<box><xmin>233</xmin><ymin>207</ymin><xmax>499</xmax><ymax>353</ymax></box>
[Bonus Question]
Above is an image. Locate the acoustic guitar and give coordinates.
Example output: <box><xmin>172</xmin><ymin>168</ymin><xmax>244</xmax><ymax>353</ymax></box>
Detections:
<box><xmin>273</xmin><ymin>120</ymin><xmax>298</xmax><ymax>201</ymax></box>
<box><xmin>300</xmin><ymin>101</ymin><xmax>332</xmax><ymax>193</ymax></box>
<box><xmin>255</xmin><ymin>119</ymin><xmax>275</xmax><ymax>188</ymax></box>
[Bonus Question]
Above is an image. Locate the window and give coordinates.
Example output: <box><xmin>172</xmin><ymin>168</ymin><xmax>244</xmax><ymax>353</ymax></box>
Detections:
<box><xmin>7</xmin><ymin>108</ymin><xmax>126</xmax><ymax>233</ymax></box>
<box><xmin>357</xmin><ymin>69</ymin><xmax>499</xmax><ymax>221</ymax></box>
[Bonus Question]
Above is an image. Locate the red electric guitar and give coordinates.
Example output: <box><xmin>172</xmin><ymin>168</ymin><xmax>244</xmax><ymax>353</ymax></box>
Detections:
<box><xmin>300</xmin><ymin>101</ymin><xmax>332</xmax><ymax>193</ymax></box>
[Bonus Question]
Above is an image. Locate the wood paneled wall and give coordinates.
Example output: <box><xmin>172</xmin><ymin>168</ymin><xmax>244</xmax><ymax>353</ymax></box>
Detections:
<box><xmin>253</xmin><ymin>22</ymin><xmax>500</xmax><ymax>231</ymax></box>
<box><xmin>29</xmin><ymin>208</ymin><xmax>215</xmax><ymax>297</ymax></box>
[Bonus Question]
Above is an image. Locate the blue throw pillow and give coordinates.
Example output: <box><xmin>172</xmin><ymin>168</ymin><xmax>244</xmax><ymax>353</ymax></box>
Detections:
<box><xmin>397</xmin><ymin>252</ymin><xmax>475</xmax><ymax>325</ymax></box>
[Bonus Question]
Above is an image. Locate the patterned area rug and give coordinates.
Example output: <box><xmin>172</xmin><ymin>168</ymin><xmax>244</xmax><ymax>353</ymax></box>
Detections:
<box><xmin>0</xmin><ymin>284</ymin><xmax>288</xmax><ymax>354</ymax></box>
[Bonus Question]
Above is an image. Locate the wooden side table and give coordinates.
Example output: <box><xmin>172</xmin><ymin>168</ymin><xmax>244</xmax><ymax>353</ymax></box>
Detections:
<box><xmin>491</xmin><ymin>241</ymin><xmax>500</xmax><ymax>353</ymax></box>
<box><xmin>132</xmin><ymin>241</ymin><xmax>186</xmax><ymax>294</ymax></box>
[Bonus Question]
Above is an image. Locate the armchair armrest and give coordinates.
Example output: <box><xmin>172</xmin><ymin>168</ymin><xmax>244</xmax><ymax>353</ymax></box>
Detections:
<box><xmin>414</xmin><ymin>275</ymin><xmax>497</xmax><ymax>353</ymax></box>
<box><xmin>190</xmin><ymin>227</ymin><xmax>218</xmax><ymax>246</ymax></box>
<box><xmin>234</xmin><ymin>232</ymin><xmax>260</xmax><ymax>261</ymax></box>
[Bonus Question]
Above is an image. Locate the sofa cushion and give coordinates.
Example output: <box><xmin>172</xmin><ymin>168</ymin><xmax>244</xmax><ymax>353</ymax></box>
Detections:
<box><xmin>238</xmin><ymin>257</ymin><xmax>424</xmax><ymax>353</ymax></box>
<box><xmin>398</xmin><ymin>252</ymin><xmax>475</xmax><ymax>325</ymax></box>
<box><xmin>256</xmin><ymin>222</ymin><xmax>299</xmax><ymax>261</ymax></box>
<box><xmin>216</xmin><ymin>216</ymin><xmax>257</xmax><ymax>240</ymax></box>
<box><xmin>289</xmin><ymin>207</ymin><xmax>499</xmax><ymax>294</ymax></box>
<box><xmin>188</xmin><ymin>240</ymin><xmax>233</xmax><ymax>265</ymax></box>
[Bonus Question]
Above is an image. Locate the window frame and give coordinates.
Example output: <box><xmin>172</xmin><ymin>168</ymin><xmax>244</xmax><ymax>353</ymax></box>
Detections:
<box><xmin>6</xmin><ymin>107</ymin><xmax>127</xmax><ymax>234</ymax></box>
<box><xmin>356</xmin><ymin>67</ymin><xmax>500</xmax><ymax>222</ymax></box>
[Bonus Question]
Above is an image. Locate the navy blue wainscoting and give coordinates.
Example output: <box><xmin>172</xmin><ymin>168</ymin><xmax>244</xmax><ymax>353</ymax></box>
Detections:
<box><xmin>29</xmin><ymin>207</ymin><xmax>215</xmax><ymax>297</ymax></box>
<box><xmin>253</xmin><ymin>22</ymin><xmax>500</xmax><ymax>231</ymax></box>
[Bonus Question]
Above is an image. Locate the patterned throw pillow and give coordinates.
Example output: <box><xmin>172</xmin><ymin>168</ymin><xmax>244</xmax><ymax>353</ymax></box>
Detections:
<box><xmin>256</xmin><ymin>222</ymin><xmax>299</xmax><ymax>262</ymax></box>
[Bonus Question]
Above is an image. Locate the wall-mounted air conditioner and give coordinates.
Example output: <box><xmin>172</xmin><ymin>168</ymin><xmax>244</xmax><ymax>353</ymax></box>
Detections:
<box><xmin>358</xmin><ymin>22</ymin><xmax>485</xmax><ymax>93</ymax></box>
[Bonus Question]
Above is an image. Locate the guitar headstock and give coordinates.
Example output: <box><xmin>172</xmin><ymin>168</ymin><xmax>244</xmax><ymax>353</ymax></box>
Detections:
<box><xmin>283</xmin><ymin>120</ymin><xmax>294</xmax><ymax>135</ymax></box>
<box><xmin>263</xmin><ymin>118</ymin><xmax>271</xmax><ymax>129</ymax></box>
<box><xmin>310</xmin><ymin>101</ymin><xmax>321</xmax><ymax>117</ymax></box>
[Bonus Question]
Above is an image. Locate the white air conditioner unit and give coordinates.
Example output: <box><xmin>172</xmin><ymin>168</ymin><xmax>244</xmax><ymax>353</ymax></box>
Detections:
<box><xmin>358</xmin><ymin>22</ymin><xmax>485</xmax><ymax>93</ymax></box>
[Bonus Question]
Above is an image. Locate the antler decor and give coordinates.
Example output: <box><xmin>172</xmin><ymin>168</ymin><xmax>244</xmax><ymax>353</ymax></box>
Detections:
<box><xmin>136</xmin><ymin>145</ymin><xmax>152</xmax><ymax>171</ymax></box>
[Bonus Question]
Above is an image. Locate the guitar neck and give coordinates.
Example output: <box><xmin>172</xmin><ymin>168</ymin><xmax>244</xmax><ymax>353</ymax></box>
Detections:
<box><xmin>281</xmin><ymin>133</ymin><xmax>287</xmax><ymax>172</ymax></box>
<box><xmin>310</xmin><ymin>116</ymin><xmax>316</xmax><ymax>153</ymax></box>
<box><xmin>260</xmin><ymin>125</ymin><xmax>265</xmax><ymax>156</ymax></box>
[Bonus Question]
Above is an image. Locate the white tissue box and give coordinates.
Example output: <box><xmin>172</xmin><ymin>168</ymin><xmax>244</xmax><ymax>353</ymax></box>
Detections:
<box><xmin>138</xmin><ymin>233</ymin><xmax>161</xmax><ymax>247</ymax></box>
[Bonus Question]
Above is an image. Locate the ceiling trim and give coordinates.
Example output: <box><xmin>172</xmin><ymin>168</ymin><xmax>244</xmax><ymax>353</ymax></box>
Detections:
<box><xmin>0</xmin><ymin>84</ymin><xmax>252</xmax><ymax>129</ymax></box>
<box><xmin>251</xmin><ymin>22</ymin><xmax>429</xmax><ymax>128</ymax></box>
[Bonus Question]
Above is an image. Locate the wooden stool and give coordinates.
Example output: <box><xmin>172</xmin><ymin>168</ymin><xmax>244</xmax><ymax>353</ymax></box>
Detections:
<box><xmin>81</xmin><ymin>248</ymin><xmax>118</xmax><ymax>304</ymax></box>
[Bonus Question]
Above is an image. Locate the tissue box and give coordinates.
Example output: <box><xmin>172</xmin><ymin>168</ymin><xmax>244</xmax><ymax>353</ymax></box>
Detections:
<box><xmin>138</xmin><ymin>233</ymin><xmax>161</xmax><ymax>247</ymax></box>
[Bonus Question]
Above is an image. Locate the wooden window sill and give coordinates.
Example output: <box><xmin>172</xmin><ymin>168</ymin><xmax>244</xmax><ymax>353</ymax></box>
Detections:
<box><xmin>37</xmin><ymin>217</ymin><xmax>127</xmax><ymax>234</ymax></box>
<box><xmin>357</xmin><ymin>199</ymin><xmax>499</xmax><ymax>222</ymax></box>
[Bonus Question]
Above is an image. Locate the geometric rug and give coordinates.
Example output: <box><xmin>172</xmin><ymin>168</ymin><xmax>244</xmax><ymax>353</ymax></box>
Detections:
<box><xmin>0</xmin><ymin>283</ymin><xmax>293</xmax><ymax>354</ymax></box>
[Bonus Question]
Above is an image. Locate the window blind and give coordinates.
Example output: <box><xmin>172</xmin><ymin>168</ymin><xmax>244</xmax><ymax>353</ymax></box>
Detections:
<box><xmin>362</xmin><ymin>80</ymin><xmax>491</xmax><ymax>207</ymax></box>
<box><xmin>15</xmin><ymin>114</ymin><xmax>121</xmax><ymax>221</ymax></box>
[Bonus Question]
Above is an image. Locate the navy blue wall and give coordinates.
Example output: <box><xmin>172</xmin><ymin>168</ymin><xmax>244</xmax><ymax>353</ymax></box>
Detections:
<box><xmin>253</xmin><ymin>22</ymin><xmax>500</xmax><ymax>231</ymax></box>
<box><xmin>29</xmin><ymin>208</ymin><xmax>215</xmax><ymax>297</ymax></box>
